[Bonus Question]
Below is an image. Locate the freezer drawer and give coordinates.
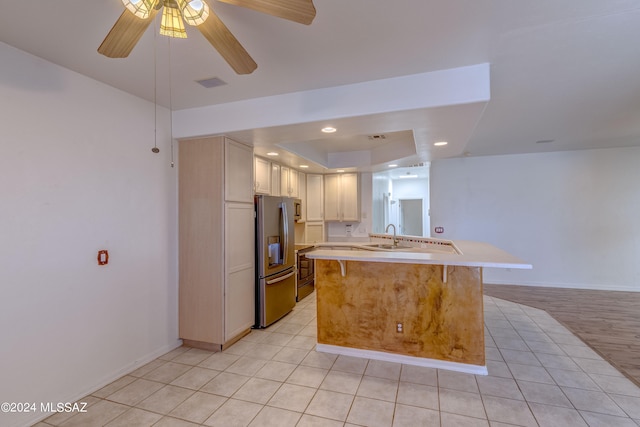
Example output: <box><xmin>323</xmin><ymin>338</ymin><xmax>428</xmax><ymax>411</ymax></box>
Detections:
<box><xmin>257</xmin><ymin>268</ymin><xmax>296</xmax><ymax>328</ymax></box>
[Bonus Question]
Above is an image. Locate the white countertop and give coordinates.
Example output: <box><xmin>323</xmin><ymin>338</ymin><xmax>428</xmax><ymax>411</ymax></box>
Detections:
<box><xmin>305</xmin><ymin>241</ymin><xmax>532</xmax><ymax>269</ymax></box>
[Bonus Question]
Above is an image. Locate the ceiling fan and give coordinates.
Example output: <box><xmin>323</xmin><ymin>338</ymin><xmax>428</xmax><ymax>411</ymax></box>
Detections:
<box><xmin>98</xmin><ymin>0</ymin><xmax>316</xmax><ymax>74</ymax></box>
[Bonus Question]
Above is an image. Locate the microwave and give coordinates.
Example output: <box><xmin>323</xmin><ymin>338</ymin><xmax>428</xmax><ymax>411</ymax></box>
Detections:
<box><xmin>293</xmin><ymin>199</ymin><xmax>302</xmax><ymax>221</ymax></box>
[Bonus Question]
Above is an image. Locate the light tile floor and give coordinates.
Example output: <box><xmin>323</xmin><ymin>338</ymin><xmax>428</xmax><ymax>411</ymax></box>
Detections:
<box><xmin>37</xmin><ymin>294</ymin><xmax>640</xmax><ymax>427</ymax></box>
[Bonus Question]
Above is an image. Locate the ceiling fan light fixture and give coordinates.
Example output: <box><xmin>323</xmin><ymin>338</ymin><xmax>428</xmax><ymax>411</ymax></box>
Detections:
<box><xmin>122</xmin><ymin>0</ymin><xmax>157</xmax><ymax>19</ymax></box>
<box><xmin>160</xmin><ymin>2</ymin><xmax>188</xmax><ymax>38</ymax></box>
<box><xmin>179</xmin><ymin>0</ymin><xmax>210</xmax><ymax>26</ymax></box>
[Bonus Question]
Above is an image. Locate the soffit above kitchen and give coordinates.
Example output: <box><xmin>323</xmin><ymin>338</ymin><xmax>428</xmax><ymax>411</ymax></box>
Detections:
<box><xmin>175</xmin><ymin>64</ymin><xmax>490</xmax><ymax>171</ymax></box>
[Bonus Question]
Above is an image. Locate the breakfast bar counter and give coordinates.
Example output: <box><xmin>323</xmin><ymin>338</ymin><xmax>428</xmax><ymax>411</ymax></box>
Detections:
<box><xmin>305</xmin><ymin>237</ymin><xmax>531</xmax><ymax>374</ymax></box>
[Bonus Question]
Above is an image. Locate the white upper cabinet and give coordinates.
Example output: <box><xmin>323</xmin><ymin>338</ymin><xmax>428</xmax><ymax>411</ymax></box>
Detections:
<box><xmin>340</xmin><ymin>173</ymin><xmax>360</xmax><ymax>221</ymax></box>
<box><xmin>254</xmin><ymin>156</ymin><xmax>271</xmax><ymax>195</ymax></box>
<box><xmin>298</xmin><ymin>172</ymin><xmax>306</xmax><ymax>221</ymax></box>
<box><xmin>280</xmin><ymin>166</ymin><xmax>290</xmax><ymax>196</ymax></box>
<box><xmin>271</xmin><ymin>163</ymin><xmax>281</xmax><ymax>196</ymax></box>
<box><xmin>306</xmin><ymin>174</ymin><xmax>324</xmax><ymax>221</ymax></box>
<box><xmin>324</xmin><ymin>173</ymin><xmax>360</xmax><ymax>222</ymax></box>
<box><xmin>280</xmin><ymin>166</ymin><xmax>299</xmax><ymax>198</ymax></box>
<box><xmin>289</xmin><ymin>169</ymin><xmax>299</xmax><ymax>198</ymax></box>
<box><xmin>324</xmin><ymin>174</ymin><xmax>341</xmax><ymax>221</ymax></box>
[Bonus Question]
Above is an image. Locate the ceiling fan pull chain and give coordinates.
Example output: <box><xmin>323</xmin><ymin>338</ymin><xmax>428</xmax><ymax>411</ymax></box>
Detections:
<box><xmin>169</xmin><ymin>37</ymin><xmax>175</xmax><ymax>168</ymax></box>
<box><xmin>152</xmin><ymin>22</ymin><xmax>160</xmax><ymax>154</ymax></box>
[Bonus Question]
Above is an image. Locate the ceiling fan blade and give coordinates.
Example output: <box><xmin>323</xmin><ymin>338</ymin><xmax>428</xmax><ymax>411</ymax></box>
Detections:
<box><xmin>195</xmin><ymin>11</ymin><xmax>257</xmax><ymax>74</ymax></box>
<box><xmin>218</xmin><ymin>0</ymin><xmax>316</xmax><ymax>25</ymax></box>
<box><xmin>98</xmin><ymin>8</ymin><xmax>159</xmax><ymax>58</ymax></box>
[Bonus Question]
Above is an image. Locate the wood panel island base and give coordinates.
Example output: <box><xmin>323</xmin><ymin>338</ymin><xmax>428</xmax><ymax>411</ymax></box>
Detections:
<box><xmin>315</xmin><ymin>259</ymin><xmax>486</xmax><ymax>374</ymax></box>
<box><xmin>307</xmin><ymin>238</ymin><xmax>532</xmax><ymax>375</ymax></box>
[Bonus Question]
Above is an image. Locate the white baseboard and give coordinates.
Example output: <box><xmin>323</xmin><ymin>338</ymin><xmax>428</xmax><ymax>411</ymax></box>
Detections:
<box><xmin>316</xmin><ymin>344</ymin><xmax>487</xmax><ymax>376</ymax></box>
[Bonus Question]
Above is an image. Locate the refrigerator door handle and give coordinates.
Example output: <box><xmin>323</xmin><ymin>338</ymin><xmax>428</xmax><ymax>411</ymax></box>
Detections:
<box><xmin>266</xmin><ymin>270</ymin><xmax>296</xmax><ymax>285</ymax></box>
<box><xmin>281</xmin><ymin>201</ymin><xmax>289</xmax><ymax>266</ymax></box>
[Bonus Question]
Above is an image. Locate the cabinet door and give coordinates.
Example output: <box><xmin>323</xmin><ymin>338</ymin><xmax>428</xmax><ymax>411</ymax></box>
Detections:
<box><xmin>341</xmin><ymin>173</ymin><xmax>360</xmax><ymax>221</ymax></box>
<box><xmin>271</xmin><ymin>164</ymin><xmax>281</xmax><ymax>196</ymax></box>
<box><xmin>298</xmin><ymin>172</ymin><xmax>306</xmax><ymax>221</ymax></box>
<box><xmin>306</xmin><ymin>174</ymin><xmax>324</xmax><ymax>221</ymax></box>
<box><xmin>225</xmin><ymin>203</ymin><xmax>255</xmax><ymax>340</ymax></box>
<box><xmin>280</xmin><ymin>166</ymin><xmax>290</xmax><ymax>196</ymax></box>
<box><xmin>289</xmin><ymin>169</ymin><xmax>299</xmax><ymax>198</ymax></box>
<box><xmin>305</xmin><ymin>221</ymin><xmax>325</xmax><ymax>243</ymax></box>
<box><xmin>324</xmin><ymin>174</ymin><xmax>341</xmax><ymax>221</ymax></box>
<box><xmin>225</xmin><ymin>139</ymin><xmax>253</xmax><ymax>203</ymax></box>
<box><xmin>254</xmin><ymin>157</ymin><xmax>271</xmax><ymax>195</ymax></box>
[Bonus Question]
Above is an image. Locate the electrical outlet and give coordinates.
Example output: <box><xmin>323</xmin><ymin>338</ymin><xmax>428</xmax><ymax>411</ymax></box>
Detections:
<box><xmin>396</xmin><ymin>322</ymin><xmax>403</xmax><ymax>333</ymax></box>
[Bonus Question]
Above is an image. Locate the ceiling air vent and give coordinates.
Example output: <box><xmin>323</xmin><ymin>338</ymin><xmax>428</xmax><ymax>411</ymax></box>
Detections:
<box><xmin>368</xmin><ymin>134</ymin><xmax>386</xmax><ymax>140</ymax></box>
<box><xmin>196</xmin><ymin>77</ymin><xmax>227</xmax><ymax>88</ymax></box>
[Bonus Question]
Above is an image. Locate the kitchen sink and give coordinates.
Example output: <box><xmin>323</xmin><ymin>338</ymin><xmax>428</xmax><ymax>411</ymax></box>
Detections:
<box><xmin>362</xmin><ymin>243</ymin><xmax>407</xmax><ymax>250</ymax></box>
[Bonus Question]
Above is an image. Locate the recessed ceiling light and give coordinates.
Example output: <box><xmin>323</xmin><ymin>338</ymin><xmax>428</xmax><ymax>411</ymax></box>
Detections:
<box><xmin>300</xmin><ymin>165</ymin><xmax>309</xmax><ymax>169</ymax></box>
<box><xmin>321</xmin><ymin>127</ymin><xmax>337</xmax><ymax>133</ymax></box>
<box><xmin>434</xmin><ymin>141</ymin><xmax>448</xmax><ymax>146</ymax></box>
<box><xmin>336</xmin><ymin>169</ymin><xmax>345</xmax><ymax>173</ymax></box>
<box><xmin>388</xmin><ymin>164</ymin><xmax>398</xmax><ymax>168</ymax></box>
<box><xmin>266</xmin><ymin>152</ymin><xmax>279</xmax><ymax>156</ymax></box>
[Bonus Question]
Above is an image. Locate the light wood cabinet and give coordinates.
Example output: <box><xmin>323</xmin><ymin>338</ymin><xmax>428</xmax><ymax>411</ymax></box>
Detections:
<box><xmin>178</xmin><ymin>136</ymin><xmax>255</xmax><ymax>350</ymax></box>
<box><xmin>280</xmin><ymin>166</ymin><xmax>299</xmax><ymax>198</ymax></box>
<box><xmin>306</xmin><ymin>174</ymin><xmax>324</xmax><ymax>221</ymax></box>
<box><xmin>324</xmin><ymin>173</ymin><xmax>360</xmax><ymax>222</ymax></box>
<box><xmin>224</xmin><ymin>202</ymin><xmax>255</xmax><ymax>340</ymax></box>
<box><xmin>225</xmin><ymin>140</ymin><xmax>254</xmax><ymax>203</ymax></box>
<box><xmin>254</xmin><ymin>156</ymin><xmax>271</xmax><ymax>195</ymax></box>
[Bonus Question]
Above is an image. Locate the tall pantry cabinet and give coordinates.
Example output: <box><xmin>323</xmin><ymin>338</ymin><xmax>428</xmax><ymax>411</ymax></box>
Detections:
<box><xmin>178</xmin><ymin>136</ymin><xmax>255</xmax><ymax>350</ymax></box>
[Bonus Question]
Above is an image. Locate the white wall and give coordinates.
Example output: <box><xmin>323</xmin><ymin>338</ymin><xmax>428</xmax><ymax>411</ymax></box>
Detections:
<box><xmin>430</xmin><ymin>147</ymin><xmax>640</xmax><ymax>291</ymax></box>
<box><xmin>0</xmin><ymin>43</ymin><xmax>180</xmax><ymax>427</ymax></box>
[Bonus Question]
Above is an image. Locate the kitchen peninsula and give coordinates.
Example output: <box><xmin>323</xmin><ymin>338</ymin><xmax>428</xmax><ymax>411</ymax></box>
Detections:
<box><xmin>306</xmin><ymin>236</ymin><xmax>531</xmax><ymax>374</ymax></box>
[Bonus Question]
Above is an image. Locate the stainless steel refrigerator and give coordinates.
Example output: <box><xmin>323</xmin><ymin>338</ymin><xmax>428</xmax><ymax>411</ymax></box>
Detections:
<box><xmin>255</xmin><ymin>195</ymin><xmax>296</xmax><ymax>328</ymax></box>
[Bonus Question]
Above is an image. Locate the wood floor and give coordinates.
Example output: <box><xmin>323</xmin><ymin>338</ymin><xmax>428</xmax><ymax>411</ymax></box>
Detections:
<box><xmin>484</xmin><ymin>284</ymin><xmax>640</xmax><ymax>387</ymax></box>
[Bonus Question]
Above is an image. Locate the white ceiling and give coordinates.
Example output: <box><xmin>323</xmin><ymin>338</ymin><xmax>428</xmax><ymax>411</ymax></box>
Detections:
<box><xmin>2</xmin><ymin>0</ymin><xmax>640</xmax><ymax>171</ymax></box>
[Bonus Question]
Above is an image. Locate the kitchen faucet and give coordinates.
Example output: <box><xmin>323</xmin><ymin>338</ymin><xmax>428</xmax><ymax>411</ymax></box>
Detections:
<box><xmin>385</xmin><ymin>223</ymin><xmax>398</xmax><ymax>246</ymax></box>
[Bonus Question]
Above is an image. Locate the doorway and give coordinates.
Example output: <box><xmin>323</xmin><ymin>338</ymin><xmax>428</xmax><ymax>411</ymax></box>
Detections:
<box><xmin>372</xmin><ymin>164</ymin><xmax>430</xmax><ymax>236</ymax></box>
<box><xmin>399</xmin><ymin>198</ymin><xmax>423</xmax><ymax>236</ymax></box>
